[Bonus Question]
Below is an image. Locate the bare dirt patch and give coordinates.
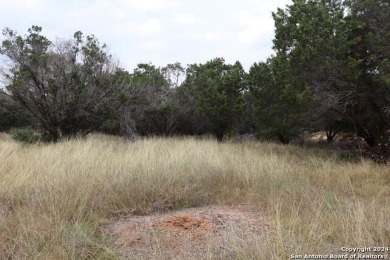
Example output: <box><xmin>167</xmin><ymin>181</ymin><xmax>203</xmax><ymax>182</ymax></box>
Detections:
<box><xmin>107</xmin><ymin>205</ymin><xmax>270</xmax><ymax>259</ymax></box>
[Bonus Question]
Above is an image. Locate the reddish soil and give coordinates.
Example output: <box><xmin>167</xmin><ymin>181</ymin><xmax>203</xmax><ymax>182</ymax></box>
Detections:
<box><xmin>107</xmin><ymin>205</ymin><xmax>270</xmax><ymax>259</ymax></box>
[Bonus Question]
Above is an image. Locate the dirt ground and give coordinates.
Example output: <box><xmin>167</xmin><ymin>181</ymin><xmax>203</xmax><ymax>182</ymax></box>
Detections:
<box><xmin>107</xmin><ymin>205</ymin><xmax>270</xmax><ymax>260</ymax></box>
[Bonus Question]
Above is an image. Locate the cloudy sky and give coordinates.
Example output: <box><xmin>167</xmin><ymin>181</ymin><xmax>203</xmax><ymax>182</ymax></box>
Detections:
<box><xmin>1</xmin><ymin>0</ymin><xmax>292</xmax><ymax>71</ymax></box>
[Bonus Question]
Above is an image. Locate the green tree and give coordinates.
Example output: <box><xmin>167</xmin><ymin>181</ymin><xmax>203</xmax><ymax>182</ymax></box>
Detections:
<box><xmin>121</xmin><ymin>63</ymin><xmax>181</xmax><ymax>136</ymax></box>
<box><xmin>0</xmin><ymin>26</ymin><xmax>128</xmax><ymax>141</ymax></box>
<box><xmin>162</xmin><ymin>62</ymin><xmax>185</xmax><ymax>88</ymax></box>
<box><xmin>248</xmin><ymin>56</ymin><xmax>314</xmax><ymax>144</ymax></box>
<box><xmin>0</xmin><ymin>89</ymin><xmax>31</xmax><ymax>131</ymax></box>
<box><xmin>272</xmin><ymin>0</ymin><xmax>390</xmax><ymax>147</ymax></box>
<box><xmin>344</xmin><ymin>0</ymin><xmax>390</xmax><ymax>146</ymax></box>
<box><xmin>184</xmin><ymin>58</ymin><xmax>246</xmax><ymax>141</ymax></box>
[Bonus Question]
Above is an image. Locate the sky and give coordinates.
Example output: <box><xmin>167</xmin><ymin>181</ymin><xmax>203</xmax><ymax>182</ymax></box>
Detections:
<box><xmin>0</xmin><ymin>0</ymin><xmax>292</xmax><ymax>72</ymax></box>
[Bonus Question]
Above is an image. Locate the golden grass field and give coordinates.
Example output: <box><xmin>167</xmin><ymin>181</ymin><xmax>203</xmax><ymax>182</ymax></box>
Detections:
<box><xmin>0</xmin><ymin>133</ymin><xmax>389</xmax><ymax>259</ymax></box>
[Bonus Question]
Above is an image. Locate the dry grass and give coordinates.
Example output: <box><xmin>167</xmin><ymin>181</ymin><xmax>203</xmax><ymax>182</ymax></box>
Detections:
<box><xmin>0</xmin><ymin>134</ymin><xmax>389</xmax><ymax>259</ymax></box>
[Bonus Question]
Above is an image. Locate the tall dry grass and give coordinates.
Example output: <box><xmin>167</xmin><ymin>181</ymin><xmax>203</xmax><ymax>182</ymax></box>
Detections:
<box><xmin>0</xmin><ymin>134</ymin><xmax>389</xmax><ymax>259</ymax></box>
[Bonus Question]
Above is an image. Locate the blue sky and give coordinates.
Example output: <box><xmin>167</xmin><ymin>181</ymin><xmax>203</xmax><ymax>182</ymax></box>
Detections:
<box><xmin>0</xmin><ymin>0</ymin><xmax>292</xmax><ymax>71</ymax></box>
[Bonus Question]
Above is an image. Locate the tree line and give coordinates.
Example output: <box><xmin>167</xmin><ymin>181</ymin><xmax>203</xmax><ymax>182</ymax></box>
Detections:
<box><xmin>0</xmin><ymin>0</ymin><xmax>389</xmax><ymax>153</ymax></box>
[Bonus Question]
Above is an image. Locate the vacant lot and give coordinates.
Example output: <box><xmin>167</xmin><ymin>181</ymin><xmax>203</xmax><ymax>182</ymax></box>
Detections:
<box><xmin>0</xmin><ymin>134</ymin><xmax>389</xmax><ymax>259</ymax></box>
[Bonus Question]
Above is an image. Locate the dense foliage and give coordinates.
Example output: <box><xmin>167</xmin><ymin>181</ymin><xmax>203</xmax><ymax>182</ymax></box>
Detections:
<box><xmin>272</xmin><ymin>0</ymin><xmax>390</xmax><ymax>149</ymax></box>
<box><xmin>0</xmin><ymin>26</ymin><xmax>128</xmax><ymax>141</ymax></box>
<box><xmin>0</xmin><ymin>0</ymin><xmax>389</xmax><ymax>157</ymax></box>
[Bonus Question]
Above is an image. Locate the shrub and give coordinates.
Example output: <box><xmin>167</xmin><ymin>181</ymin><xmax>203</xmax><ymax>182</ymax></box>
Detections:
<box><xmin>338</xmin><ymin>150</ymin><xmax>361</xmax><ymax>163</ymax></box>
<box><xmin>11</xmin><ymin>127</ymin><xmax>41</xmax><ymax>144</ymax></box>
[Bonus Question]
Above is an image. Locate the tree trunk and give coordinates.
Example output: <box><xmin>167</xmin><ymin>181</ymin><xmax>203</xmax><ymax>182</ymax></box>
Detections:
<box><xmin>216</xmin><ymin>131</ymin><xmax>224</xmax><ymax>142</ymax></box>
<box><xmin>278</xmin><ymin>135</ymin><xmax>290</xmax><ymax>145</ymax></box>
<box><xmin>326</xmin><ymin>129</ymin><xmax>336</xmax><ymax>143</ymax></box>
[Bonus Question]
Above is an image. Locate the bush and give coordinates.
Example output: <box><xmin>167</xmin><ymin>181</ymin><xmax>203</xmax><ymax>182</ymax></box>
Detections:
<box><xmin>11</xmin><ymin>127</ymin><xmax>41</xmax><ymax>144</ymax></box>
<box><xmin>338</xmin><ymin>150</ymin><xmax>361</xmax><ymax>163</ymax></box>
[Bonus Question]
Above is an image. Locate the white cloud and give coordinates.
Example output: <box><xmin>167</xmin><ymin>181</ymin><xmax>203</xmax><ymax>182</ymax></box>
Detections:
<box><xmin>232</xmin><ymin>10</ymin><xmax>273</xmax><ymax>45</ymax></box>
<box><xmin>137</xmin><ymin>40</ymin><xmax>166</xmax><ymax>51</ymax></box>
<box><xmin>200</xmin><ymin>32</ymin><xmax>223</xmax><ymax>42</ymax></box>
<box><xmin>136</xmin><ymin>19</ymin><xmax>163</xmax><ymax>36</ymax></box>
<box><xmin>3</xmin><ymin>0</ymin><xmax>44</xmax><ymax>9</ymax></box>
<box><xmin>174</xmin><ymin>14</ymin><xmax>199</xmax><ymax>25</ymax></box>
<box><xmin>121</xmin><ymin>0</ymin><xmax>170</xmax><ymax>11</ymax></box>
